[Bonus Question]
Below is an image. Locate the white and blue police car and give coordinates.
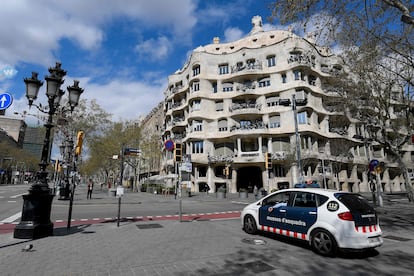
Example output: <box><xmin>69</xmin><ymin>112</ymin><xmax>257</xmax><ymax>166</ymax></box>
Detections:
<box><xmin>241</xmin><ymin>188</ymin><xmax>383</xmax><ymax>256</ymax></box>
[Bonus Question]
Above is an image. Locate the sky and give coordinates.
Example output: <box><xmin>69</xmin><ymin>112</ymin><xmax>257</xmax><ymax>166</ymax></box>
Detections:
<box><xmin>0</xmin><ymin>0</ymin><xmax>281</xmax><ymax>125</ymax></box>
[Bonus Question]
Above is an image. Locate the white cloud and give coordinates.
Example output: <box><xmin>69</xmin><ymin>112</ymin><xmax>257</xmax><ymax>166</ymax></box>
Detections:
<box><xmin>223</xmin><ymin>27</ymin><xmax>245</xmax><ymax>42</ymax></box>
<box><xmin>82</xmin><ymin>78</ymin><xmax>166</xmax><ymax>122</ymax></box>
<box><xmin>7</xmin><ymin>75</ymin><xmax>166</xmax><ymax>124</ymax></box>
<box><xmin>135</xmin><ymin>36</ymin><xmax>171</xmax><ymax>61</ymax></box>
<box><xmin>0</xmin><ymin>0</ymin><xmax>198</xmax><ymax>66</ymax></box>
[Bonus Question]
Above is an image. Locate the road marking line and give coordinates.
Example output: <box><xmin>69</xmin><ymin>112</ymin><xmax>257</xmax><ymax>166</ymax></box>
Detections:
<box><xmin>10</xmin><ymin>193</ymin><xmax>27</xmax><ymax>198</ymax></box>
<box><xmin>1</xmin><ymin>212</ymin><xmax>21</xmax><ymax>223</ymax></box>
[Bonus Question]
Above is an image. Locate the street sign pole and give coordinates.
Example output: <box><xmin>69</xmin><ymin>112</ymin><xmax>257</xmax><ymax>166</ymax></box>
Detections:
<box><xmin>179</xmin><ymin>165</ymin><xmax>182</xmax><ymax>222</ymax></box>
<box><xmin>0</xmin><ymin>92</ymin><xmax>13</xmax><ymax>110</ymax></box>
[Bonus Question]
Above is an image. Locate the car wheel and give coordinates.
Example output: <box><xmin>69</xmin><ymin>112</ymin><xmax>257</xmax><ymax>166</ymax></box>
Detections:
<box><xmin>243</xmin><ymin>215</ymin><xmax>257</xmax><ymax>234</ymax></box>
<box><xmin>311</xmin><ymin>229</ymin><xmax>337</xmax><ymax>257</ymax></box>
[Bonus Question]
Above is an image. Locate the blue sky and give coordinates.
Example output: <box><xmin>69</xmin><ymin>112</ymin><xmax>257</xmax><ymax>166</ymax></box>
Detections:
<box><xmin>0</xmin><ymin>0</ymin><xmax>280</xmax><ymax>124</ymax></box>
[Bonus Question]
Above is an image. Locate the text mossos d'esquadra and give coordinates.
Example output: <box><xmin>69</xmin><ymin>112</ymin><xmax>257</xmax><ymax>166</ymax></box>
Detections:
<box><xmin>266</xmin><ymin>216</ymin><xmax>306</xmax><ymax>226</ymax></box>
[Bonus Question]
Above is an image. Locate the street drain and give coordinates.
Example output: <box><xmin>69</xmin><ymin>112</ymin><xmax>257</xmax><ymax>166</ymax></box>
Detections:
<box><xmin>136</xmin><ymin>223</ymin><xmax>163</xmax><ymax>229</ymax></box>
<box><xmin>241</xmin><ymin>238</ymin><xmax>267</xmax><ymax>245</ymax></box>
<box><xmin>383</xmin><ymin>235</ymin><xmax>411</xmax><ymax>241</ymax></box>
<box><xmin>238</xmin><ymin>261</ymin><xmax>275</xmax><ymax>273</ymax></box>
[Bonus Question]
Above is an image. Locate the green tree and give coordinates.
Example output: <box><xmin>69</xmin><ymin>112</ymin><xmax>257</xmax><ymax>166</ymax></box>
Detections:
<box><xmin>82</xmin><ymin>120</ymin><xmax>142</xmax><ymax>188</ymax></box>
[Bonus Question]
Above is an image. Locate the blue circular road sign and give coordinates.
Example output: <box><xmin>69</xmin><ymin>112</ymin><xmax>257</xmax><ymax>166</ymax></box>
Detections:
<box><xmin>0</xmin><ymin>92</ymin><xmax>13</xmax><ymax>110</ymax></box>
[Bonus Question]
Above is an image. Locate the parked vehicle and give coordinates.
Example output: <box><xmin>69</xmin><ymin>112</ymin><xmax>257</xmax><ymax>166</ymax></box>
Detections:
<box><xmin>241</xmin><ymin>188</ymin><xmax>383</xmax><ymax>256</ymax></box>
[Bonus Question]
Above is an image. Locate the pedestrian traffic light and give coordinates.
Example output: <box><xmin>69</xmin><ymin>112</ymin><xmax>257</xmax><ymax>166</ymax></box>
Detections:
<box><xmin>174</xmin><ymin>142</ymin><xmax>182</xmax><ymax>162</ymax></box>
<box><xmin>265</xmin><ymin>152</ymin><xmax>272</xmax><ymax>169</ymax></box>
<box><xmin>75</xmin><ymin>130</ymin><xmax>84</xmax><ymax>156</ymax></box>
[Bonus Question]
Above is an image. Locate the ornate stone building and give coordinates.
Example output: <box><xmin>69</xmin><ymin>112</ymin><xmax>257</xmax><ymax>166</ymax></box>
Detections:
<box><xmin>161</xmin><ymin>16</ymin><xmax>414</xmax><ymax>194</ymax></box>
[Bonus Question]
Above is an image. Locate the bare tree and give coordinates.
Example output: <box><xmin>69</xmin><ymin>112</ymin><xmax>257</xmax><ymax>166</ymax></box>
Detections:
<box><xmin>269</xmin><ymin>0</ymin><xmax>414</xmax><ymax>201</ymax></box>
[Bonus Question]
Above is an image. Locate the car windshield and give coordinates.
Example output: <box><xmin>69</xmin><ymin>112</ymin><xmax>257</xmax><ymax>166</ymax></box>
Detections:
<box><xmin>335</xmin><ymin>193</ymin><xmax>374</xmax><ymax>213</ymax></box>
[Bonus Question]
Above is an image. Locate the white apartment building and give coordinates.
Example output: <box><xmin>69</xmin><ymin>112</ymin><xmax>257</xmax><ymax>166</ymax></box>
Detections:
<box><xmin>162</xmin><ymin>16</ymin><xmax>414</xmax><ymax>194</ymax></box>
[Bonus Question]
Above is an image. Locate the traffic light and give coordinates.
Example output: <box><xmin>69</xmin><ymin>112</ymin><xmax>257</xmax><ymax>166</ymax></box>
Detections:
<box><xmin>75</xmin><ymin>130</ymin><xmax>84</xmax><ymax>156</ymax></box>
<box><xmin>265</xmin><ymin>152</ymin><xmax>272</xmax><ymax>169</ymax></box>
<box><xmin>223</xmin><ymin>166</ymin><xmax>230</xmax><ymax>177</ymax></box>
<box><xmin>174</xmin><ymin>142</ymin><xmax>182</xmax><ymax>162</ymax></box>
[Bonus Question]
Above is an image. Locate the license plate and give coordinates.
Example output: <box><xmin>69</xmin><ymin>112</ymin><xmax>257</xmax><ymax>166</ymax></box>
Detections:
<box><xmin>369</xmin><ymin>236</ymin><xmax>381</xmax><ymax>243</ymax></box>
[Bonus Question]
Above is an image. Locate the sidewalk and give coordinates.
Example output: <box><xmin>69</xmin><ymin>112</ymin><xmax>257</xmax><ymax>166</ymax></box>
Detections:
<box><xmin>0</xmin><ymin>188</ymin><xmax>412</xmax><ymax>276</ymax></box>
<box><xmin>0</xmin><ymin>189</ymin><xmax>258</xmax><ymax>276</ymax></box>
<box><xmin>0</xmin><ymin>217</ymin><xmax>251</xmax><ymax>275</ymax></box>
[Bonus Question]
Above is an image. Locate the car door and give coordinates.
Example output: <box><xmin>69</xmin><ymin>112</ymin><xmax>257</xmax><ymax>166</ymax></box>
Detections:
<box><xmin>283</xmin><ymin>191</ymin><xmax>318</xmax><ymax>235</ymax></box>
<box><xmin>258</xmin><ymin>191</ymin><xmax>291</xmax><ymax>230</ymax></box>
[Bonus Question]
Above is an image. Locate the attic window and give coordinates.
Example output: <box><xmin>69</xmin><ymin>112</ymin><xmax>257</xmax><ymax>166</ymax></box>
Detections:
<box><xmin>230</xmin><ymin>46</ymin><xmax>234</xmax><ymax>49</ymax></box>
<box><xmin>216</xmin><ymin>47</ymin><xmax>220</xmax><ymax>51</ymax></box>
<box><xmin>252</xmin><ymin>38</ymin><xmax>257</xmax><ymax>42</ymax></box>
<box><xmin>270</xmin><ymin>35</ymin><xmax>275</xmax><ymax>39</ymax></box>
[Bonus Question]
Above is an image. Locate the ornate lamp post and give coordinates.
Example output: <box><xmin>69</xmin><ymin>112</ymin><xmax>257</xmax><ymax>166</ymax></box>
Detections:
<box><xmin>14</xmin><ymin>62</ymin><xmax>83</xmax><ymax>239</ymax></box>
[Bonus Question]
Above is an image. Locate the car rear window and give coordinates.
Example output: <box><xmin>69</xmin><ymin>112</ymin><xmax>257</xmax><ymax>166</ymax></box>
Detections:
<box><xmin>335</xmin><ymin>193</ymin><xmax>374</xmax><ymax>213</ymax></box>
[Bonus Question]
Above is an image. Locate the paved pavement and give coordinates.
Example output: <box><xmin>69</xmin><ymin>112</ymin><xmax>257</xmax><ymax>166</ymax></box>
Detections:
<box><xmin>0</xmin><ymin>188</ymin><xmax>413</xmax><ymax>276</ymax></box>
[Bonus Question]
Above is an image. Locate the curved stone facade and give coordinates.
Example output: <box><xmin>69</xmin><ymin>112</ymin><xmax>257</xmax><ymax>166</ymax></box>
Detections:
<box><xmin>162</xmin><ymin>16</ymin><xmax>414</xmax><ymax>194</ymax></box>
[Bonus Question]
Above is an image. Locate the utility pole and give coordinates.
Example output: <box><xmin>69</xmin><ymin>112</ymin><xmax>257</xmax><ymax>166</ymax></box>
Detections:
<box><xmin>292</xmin><ymin>94</ymin><xmax>303</xmax><ymax>184</ymax></box>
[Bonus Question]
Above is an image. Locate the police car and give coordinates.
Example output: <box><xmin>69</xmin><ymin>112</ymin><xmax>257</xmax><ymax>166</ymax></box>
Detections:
<box><xmin>241</xmin><ymin>188</ymin><xmax>383</xmax><ymax>256</ymax></box>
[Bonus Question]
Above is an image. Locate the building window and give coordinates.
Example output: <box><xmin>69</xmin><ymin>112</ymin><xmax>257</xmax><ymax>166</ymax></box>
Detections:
<box><xmin>294</xmin><ymin>70</ymin><xmax>305</xmax><ymax>81</ymax></box>
<box><xmin>192</xmin><ymin>141</ymin><xmax>204</xmax><ymax>154</ymax></box>
<box><xmin>308</xmin><ymin>75</ymin><xmax>317</xmax><ymax>86</ymax></box>
<box><xmin>273</xmin><ymin>164</ymin><xmax>286</xmax><ymax>177</ymax></box>
<box><xmin>192</xmin><ymin>82</ymin><xmax>200</xmax><ymax>92</ymax></box>
<box><xmin>218</xmin><ymin>119</ymin><xmax>227</xmax><ymax>131</ymax></box>
<box><xmin>219</xmin><ymin>64</ymin><xmax>229</xmax><ymax>75</ymax></box>
<box><xmin>192</xmin><ymin>65</ymin><xmax>200</xmax><ymax>76</ymax></box>
<box><xmin>212</xmin><ymin>82</ymin><xmax>217</xmax><ymax>93</ymax></box>
<box><xmin>267</xmin><ymin>55</ymin><xmax>276</xmax><ymax>67</ymax></box>
<box><xmin>297</xmin><ymin>111</ymin><xmax>308</xmax><ymax>125</ymax></box>
<box><xmin>193</xmin><ymin>120</ymin><xmax>203</xmax><ymax>132</ymax></box>
<box><xmin>216</xmin><ymin>101</ymin><xmax>223</xmax><ymax>111</ymax></box>
<box><xmin>269</xmin><ymin>115</ymin><xmax>281</xmax><ymax>128</ymax></box>
<box><xmin>258</xmin><ymin>77</ymin><xmax>270</xmax><ymax>87</ymax></box>
<box><xmin>240</xmin><ymin>120</ymin><xmax>252</xmax><ymax>129</ymax></box>
<box><xmin>266</xmin><ymin>96</ymin><xmax>279</xmax><ymax>107</ymax></box>
<box><xmin>294</xmin><ymin>70</ymin><xmax>301</xmax><ymax>80</ymax></box>
<box><xmin>272</xmin><ymin>137</ymin><xmax>290</xmax><ymax>151</ymax></box>
<box><xmin>192</xmin><ymin>100</ymin><xmax>201</xmax><ymax>111</ymax></box>
<box><xmin>301</xmin><ymin>135</ymin><xmax>311</xmax><ymax>150</ymax></box>
<box><xmin>222</xmin><ymin>82</ymin><xmax>233</xmax><ymax>92</ymax></box>
<box><xmin>281</xmin><ymin>73</ymin><xmax>287</xmax><ymax>83</ymax></box>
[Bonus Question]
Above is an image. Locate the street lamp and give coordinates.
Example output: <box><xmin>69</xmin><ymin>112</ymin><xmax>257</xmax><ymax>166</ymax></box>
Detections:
<box><xmin>14</xmin><ymin>62</ymin><xmax>84</xmax><ymax>239</ymax></box>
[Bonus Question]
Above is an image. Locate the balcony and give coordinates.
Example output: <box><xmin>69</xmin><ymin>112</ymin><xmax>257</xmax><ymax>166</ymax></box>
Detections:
<box><xmin>208</xmin><ymin>154</ymin><xmax>234</xmax><ymax>164</ymax></box>
<box><xmin>230</xmin><ymin>120</ymin><xmax>266</xmax><ymax>132</ymax></box>
<box><xmin>172</xmin><ymin>117</ymin><xmax>185</xmax><ymax>126</ymax></box>
<box><xmin>329</xmin><ymin>127</ymin><xmax>348</xmax><ymax>135</ymax></box>
<box><xmin>171</xmin><ymin>101</ymin><xmax>185</xmax><ymax>110</ymax></box>
<box><xmin>231</xmin><ymin>61</ymin><xmax>263</xmax><ymax>74</ymax></box>
<box><xmin>287</xmin><ymin>53</ymin><xmax>316</xmax><ymax>68</ymax></box>
<box><xmin>271</xmin><ymin>151</ymin><xmax>287</xmax><ymax>160</ymax></box>
<box><xmin>172</xmin><ymin>85</ymin><xmax>184</xmax><ymax>94</ymax></box>
<box><xmin>236</xmin><ymin>83</ymin><xmax>256</xmax><ymax>92</ymax></box>
<box><xmin>229</xmin><ymin>102</ymin><xmax>262</xmax><ymax>113</ymax></box>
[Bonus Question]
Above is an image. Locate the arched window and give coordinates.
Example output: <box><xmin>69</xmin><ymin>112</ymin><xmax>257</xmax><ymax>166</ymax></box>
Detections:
<box><xmin>192</xmin><ymin>64</ymin><xmax>200</xmax><ymax>76</ymax></box>
<box><xmin>267</xmin><ymin>55</ymin><xmax>276</xmax><ymax>67</ymax></box>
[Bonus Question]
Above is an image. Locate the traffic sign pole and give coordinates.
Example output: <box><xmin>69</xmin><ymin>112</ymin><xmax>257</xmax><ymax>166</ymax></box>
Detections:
<box><xmin>0</xmin><ymin>92</ymin><xmax>13</xmax><ymax>110</ymax></box>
